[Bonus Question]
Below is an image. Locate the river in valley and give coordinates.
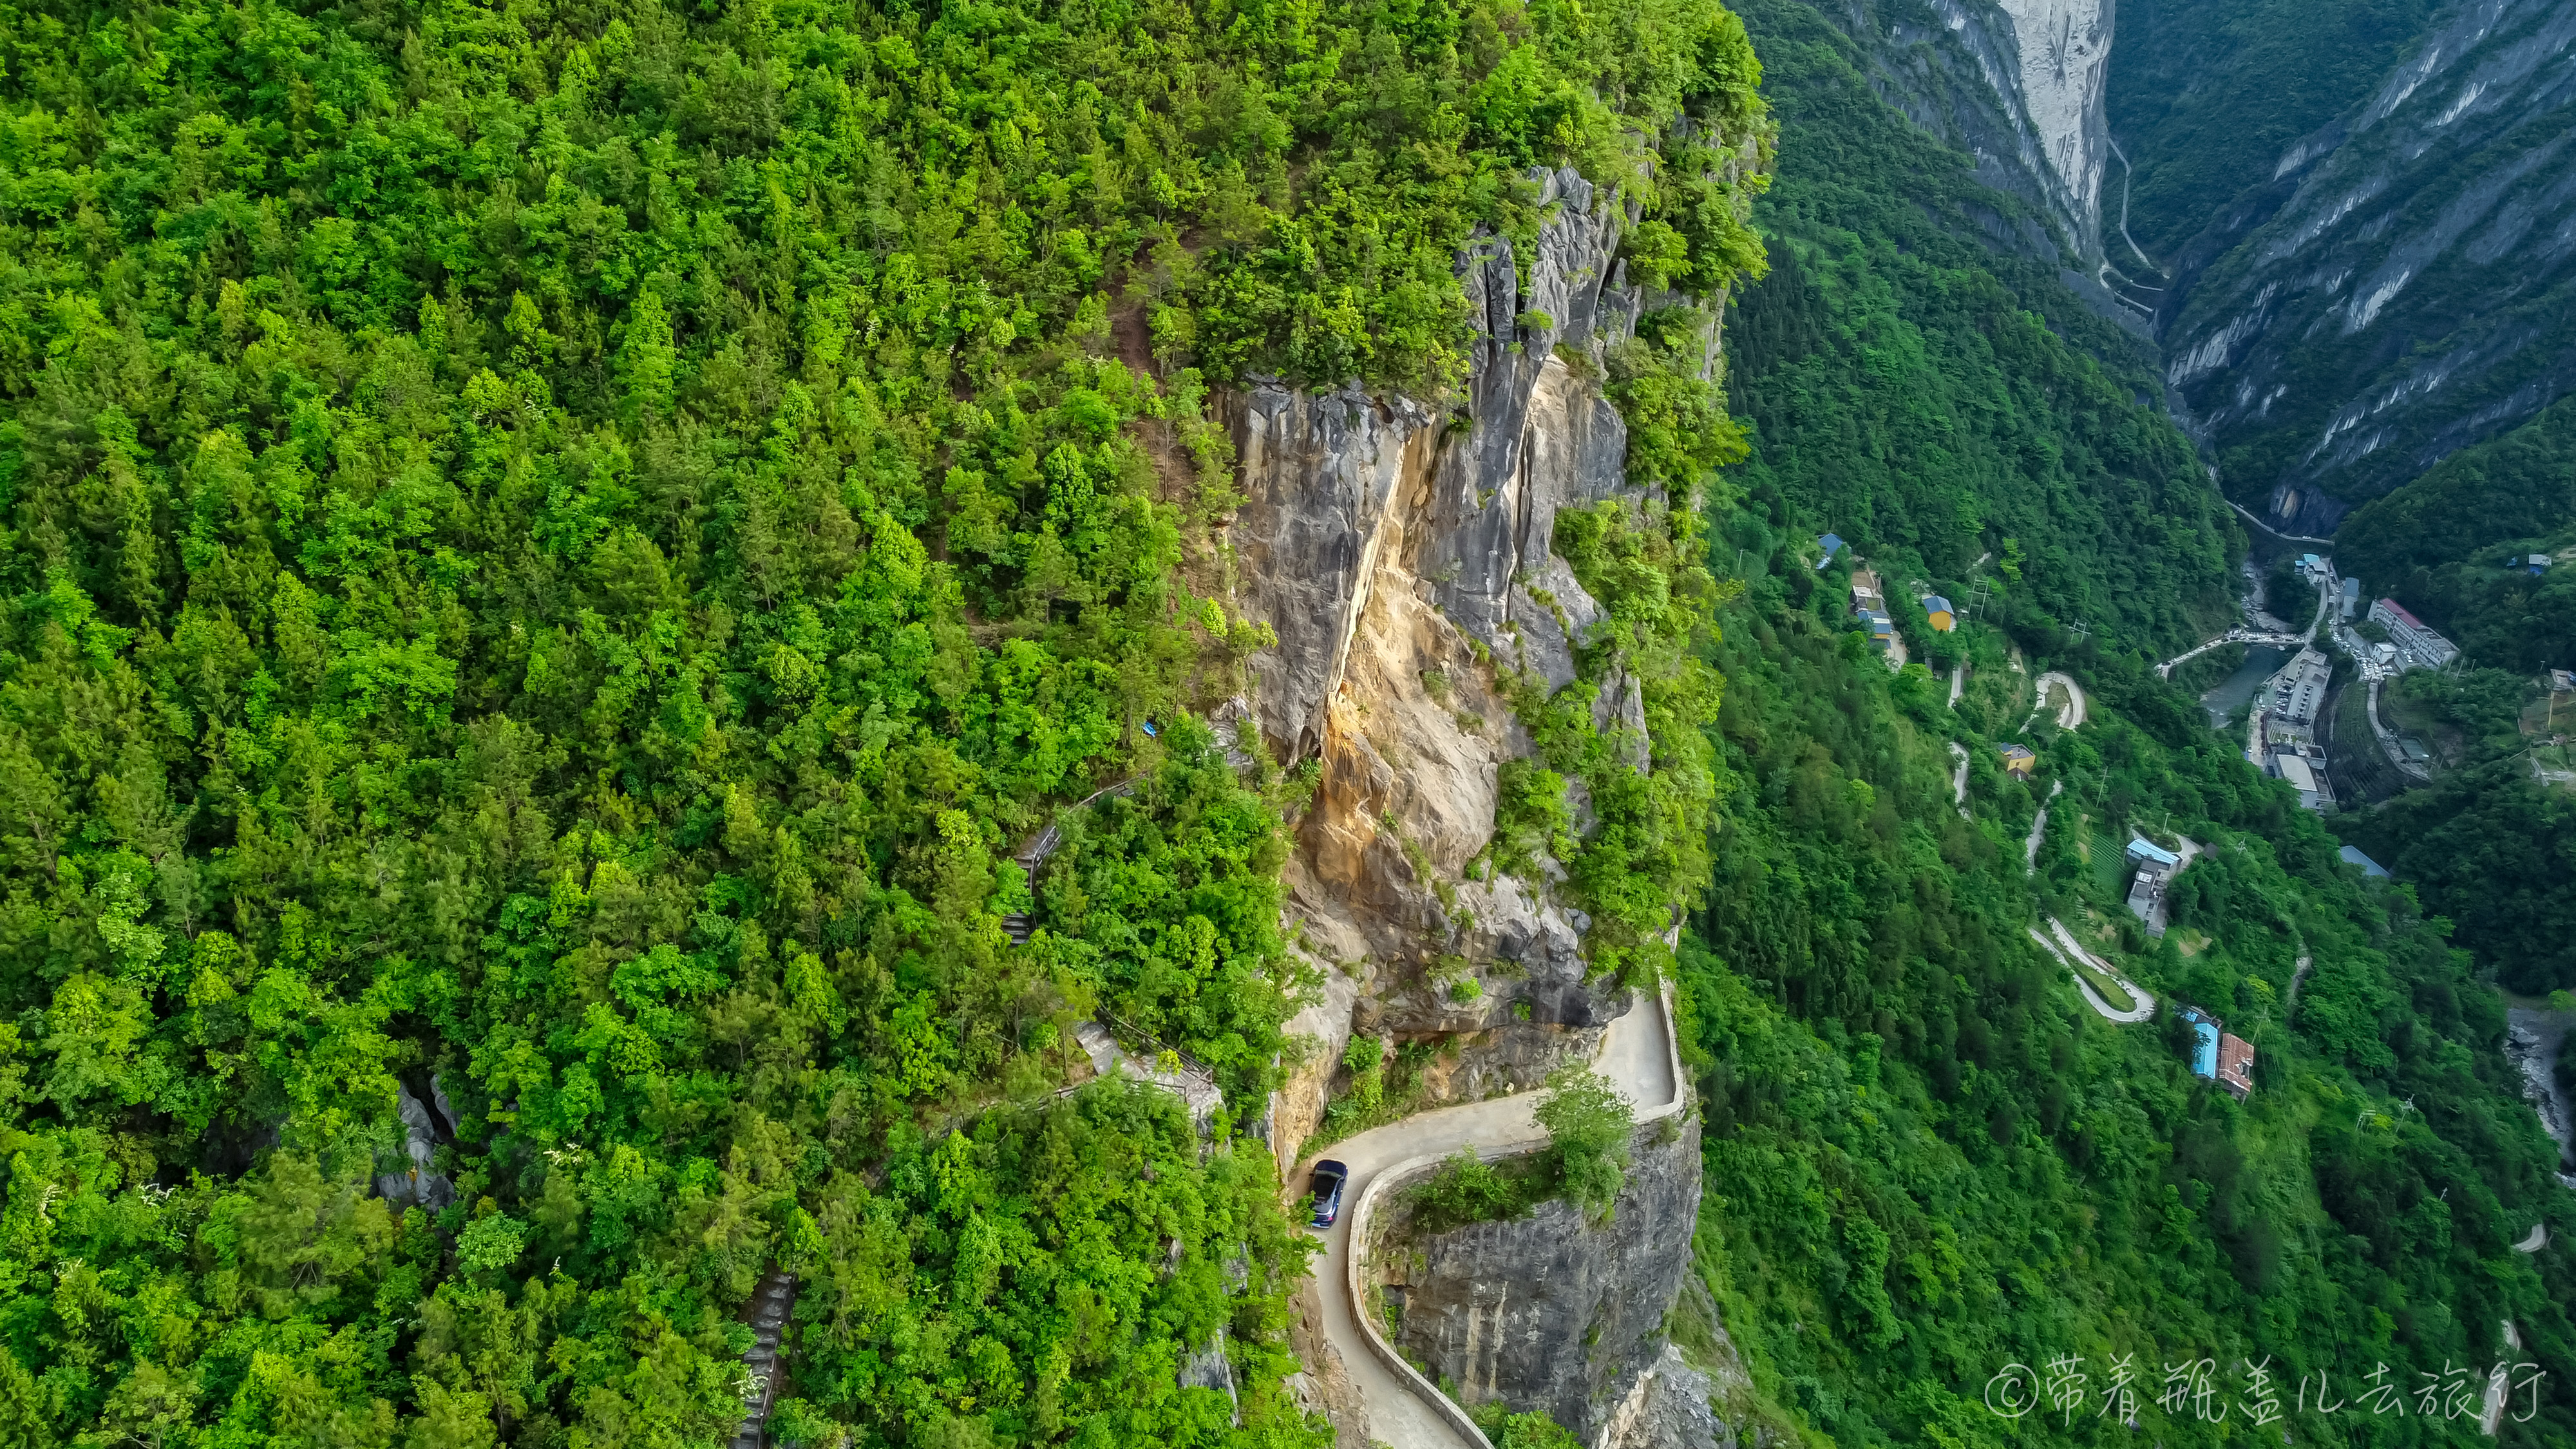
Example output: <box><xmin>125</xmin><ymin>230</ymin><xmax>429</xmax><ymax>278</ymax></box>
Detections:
<box><xmin>2200</xmin><ymin>644</ymin><xmax>2289</xmax><ymax>728</ymax></box>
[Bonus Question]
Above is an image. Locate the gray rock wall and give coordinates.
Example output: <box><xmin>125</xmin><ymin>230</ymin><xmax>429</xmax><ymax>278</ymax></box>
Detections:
<box><xmin>1230</xmin><ymin>168</ymin><xmax>1667</xmax><ymax>1146</ymax></box>
<box><xmin>1599</xmin><ymin>1346</ymin><xmax>1733</xmax><ymax>1449</ymax></box>
<box><xmin>1380</xmin><ymin>1117</ymin><xmax>1703</xmax><ymax>1442</ymax></box>
<box><xmin>1228</xmin><ymin>386</ymin><xmax>1441</xmax><ymax>762</ymax></box>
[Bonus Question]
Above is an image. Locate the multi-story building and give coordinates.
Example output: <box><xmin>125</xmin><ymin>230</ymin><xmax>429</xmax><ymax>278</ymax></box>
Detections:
<box><xmin>2368</xmin><ymin>598</ymin><xmax>2459</xmax><ymax>670</ymax></box>
<box><xmin>2268</xmin><ymin>647</ymin><xmax>2331</xmax><ymax>730</ymax></box>
<box><xmin>2125</xmin><ymin>836</ymin><xmax>2181</xmax><ymax>931</ymax></box>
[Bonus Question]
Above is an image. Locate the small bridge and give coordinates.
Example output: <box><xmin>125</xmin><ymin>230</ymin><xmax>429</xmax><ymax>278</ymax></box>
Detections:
<box><xmin>2155</xmin><ymin>629</ymin><xmax>2304</xmax><ymax>678</ymax></box>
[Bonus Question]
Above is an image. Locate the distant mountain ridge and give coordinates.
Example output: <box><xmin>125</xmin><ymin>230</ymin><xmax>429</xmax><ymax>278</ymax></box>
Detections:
<box><xmin>1803</xmin><ymin>0</ymin><xmax>2139</xmax><ymax>316</ymax></box>
<box><xmin>2149</xmin><ymin>0</ymin><xmax>2576</xmax><ymax>535</ymax></box>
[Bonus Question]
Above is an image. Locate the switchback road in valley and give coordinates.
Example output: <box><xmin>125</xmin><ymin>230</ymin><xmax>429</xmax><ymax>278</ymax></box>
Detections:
<box><xmin>2029</xmin><ymin>918</ymin><xmax>2155</xmax><ymax>1023</ymax></box>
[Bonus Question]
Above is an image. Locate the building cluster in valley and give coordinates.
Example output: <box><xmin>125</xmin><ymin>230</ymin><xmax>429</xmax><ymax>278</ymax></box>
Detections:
<box><xmin>2363</xmin><ymin>596</ymin><xmax>2459</xmax><ymax>672</ymax></box>
<box><xmin>2239</xmin><ymin>552</ymin><xmax>2470</xmax><ymax>811</ymax></box>
<box><xmin>2262</xmin><ymin>646</ymin><xmax>2334</xmax><ymax>810</ymax></box>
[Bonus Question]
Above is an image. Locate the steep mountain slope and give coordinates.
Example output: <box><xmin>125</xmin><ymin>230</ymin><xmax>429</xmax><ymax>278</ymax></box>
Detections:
<box><xmin>2105</xmin><ymin>0</ymin><xmax>2439</xmax><ymax>263</ymax></box>
<box><xmin>1676</xmin><ymin>5</ymin><xmax>2576</xmax><ymax>1446</ymax></box>
<box><xmin>0</xmin><ymin>0</ymin><xmax>1767</xmax><ymax>1444</ymax></box>
<box><xmin>2153</xmin><ymin>0</ymin><xmax>2576</xmax><ymax>535</ymax></box>
<box><xmin>1761</xmin><ymin>0</ymin><xmax>2129</xmax><ymax>301</ymax></box>
<box><xmin>1722</xmin><ymin>0</ymin><xmax>2238</xmax><ymax>655</ymax></box>
<box><xmin>2334</xmin><ymin>388</ymin><xmax>2576</xmax><ymax>672</ymax></box>
<box><xmin>1684</xmin><ymin>549</ymin><xmax>2576</xmax><ymax>1448</ymax></box>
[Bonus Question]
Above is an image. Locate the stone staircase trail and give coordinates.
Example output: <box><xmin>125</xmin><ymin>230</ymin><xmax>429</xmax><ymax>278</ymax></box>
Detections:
<box><xmin>729</xmin><ymin>1269</ymin><xmax>797</xmax><ymax>1449</ymax></box>
<box><xmin>1003</xmin><ymin>777</ymin><xmax>1138</xmax><ymax>945</ymax></box>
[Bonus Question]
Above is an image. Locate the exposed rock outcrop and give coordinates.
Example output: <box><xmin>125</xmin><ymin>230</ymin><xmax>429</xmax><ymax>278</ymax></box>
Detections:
<box><xmin>1287</xmin><ymin>1278</ymin><xmax>1373</xmax><ymax>1449</ymax></box>
<box><xmin>1806</xmin><ymin>0</ymin><xmax>2114</xmax><ymax>274</ymax></box>
<box><xmin>1600</xmin><ymin>1346</ymin><xmax>1732</xmax><ymax>1449</ymax></box>
<box><xmin>375</xmin><ymin>1078</ymin><xmax>457</xmax><ymax>1211</ymax></box>
<box><xmin>2504</xmin><ymin>1006</ymin><xmax>2576</xmax><ymax>1189</ymax></box>
<box><xmin>1231</xmin><ymin>169</ymin><xmax>1687</xmax><ymax>1165</ymax></box>
<box><xmin>1374</xmin><ymin>1117</ymin><xmax>1703</xmax><ymax>1441</ymax></box>
<box><xmin>1993</xmin><ymin>0</ymin><xmax>2112</xmax><ymax>245</ymax></box>
<box><xmin>2158</xmin><ymin>0</ymin><xmax>2576</xmax><ymax>531</ymax></box>
<box><xmin>1179</xmin><ymin>1328</ymin><xmax>1242</xmax><ymax>1416</ymax></box>
<box><xmin>1229</xmin><ymin>164</ymin><xmax>1752</xmax><ymax>1447</ymax></box>
<box><xmin>1270</xmin><ymin>958</ymin><xmax>1364</xmax><ymax>1179</ymax></box>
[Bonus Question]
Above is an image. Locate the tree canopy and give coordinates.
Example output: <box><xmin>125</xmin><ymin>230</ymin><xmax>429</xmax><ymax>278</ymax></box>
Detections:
<box><xmin>0</xmin><ymin>0</ymin><xmax>1769</xmax><ymax>1443</ymax></box>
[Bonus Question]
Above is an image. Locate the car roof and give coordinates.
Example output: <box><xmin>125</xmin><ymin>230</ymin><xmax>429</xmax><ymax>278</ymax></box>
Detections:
<box><xmin>1312</xmin><ymin>1159</ymin><xmax>1347</xmax><ymax>1175</ymax></box>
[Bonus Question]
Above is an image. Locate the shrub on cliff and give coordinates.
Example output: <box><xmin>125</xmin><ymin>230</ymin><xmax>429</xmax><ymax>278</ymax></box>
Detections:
<box><xmin>1538</xmin><ymin>1063</ymin><xmax>1638</xmax><ymax>1217</ymax></box>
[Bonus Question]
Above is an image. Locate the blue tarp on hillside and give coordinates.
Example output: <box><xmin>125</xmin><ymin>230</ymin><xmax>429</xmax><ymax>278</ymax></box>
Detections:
<box><xmin>2338</xmin><ymin>845</ymin><xmax>2389</xmax><ymax>878</ymax></box>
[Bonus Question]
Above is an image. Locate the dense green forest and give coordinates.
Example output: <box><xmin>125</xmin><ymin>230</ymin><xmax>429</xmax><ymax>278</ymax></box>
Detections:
<box><xmin>2326</xmin><ymin>392</ymin><xmax>2576</xmax><ymax>997</ymax></box>
<box><xmin>1717</xmin><ymin>0</ymin><xmax>2237</xmax><ymax>658</ymax></box>
<box><xmin>1679</xmin><ymin>497</ymin><xmax>2576</xmax><ymax>1446</ymax></box>
<box><xmin>2336</xmin><ymin>760</ymin><xmax>2576</xmax><ymax>999</ymax></box>
<box><xmin>1669</xmin><ymin>3</ymin><xmax>2576</xmax><ymax>1444</ymax></box>
<box><xmin>2329</xmin><ymin>658</ymin><xmax>2576</xmax><ymax>998</ymax></box>
<box><xmin>0</xmin><ymin>0</ymin><xmax>1766</xmax><ymax>1443</ymax></box>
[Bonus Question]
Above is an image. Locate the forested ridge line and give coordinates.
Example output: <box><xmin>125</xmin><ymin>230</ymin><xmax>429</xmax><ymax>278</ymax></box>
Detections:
<box><xmin>0</xmin><ymin>0</ymin><xmax>1769</xmax><ymax>1444</ymax></box>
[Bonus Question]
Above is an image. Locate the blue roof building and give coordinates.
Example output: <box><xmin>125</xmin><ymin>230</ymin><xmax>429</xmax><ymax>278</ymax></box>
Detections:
<box><xmin>2172</xmin><ymin>1003</ymin><xmax>2253</xmax><ymax>1097</ymax></box>
<box><xmin>2125</xmin><ymin>836</ymin><xmax>2181</xmax><ymax>868</ymax></box>
<box><xmin>2338</xmin><ymin>845</ymin><xmax>2389</xmax><ymax>878</ymax></box>
<box><xmin>1817</xmin><ymin>533</ymin><xmax>1845</xmax><ymax>569</ymax></box>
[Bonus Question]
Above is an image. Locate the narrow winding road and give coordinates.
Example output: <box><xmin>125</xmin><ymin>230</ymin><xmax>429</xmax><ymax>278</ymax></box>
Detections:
<box><xmin>1300</xmin><ymin>987</ymin><xmax>1686</xmax><ymax>1449</ymax></box>
<box><xmin>2024</xmin><ymin>779</ymin><xmax>2063</xmax><ymax>868</ymax></box>
<box><xmin>2366</xmin><ymin>679</ymin><xmax>2435</xmax><ymax>784</ymax></box>
<box><xmin>2029</xmin><ymin>918</ymin><xmax>2155</xmax><ymax>1023</ymax></box>
<box><xmin>2031</xmin><ymin>672</ymin><xmax>2087</xmax><ymax>730</ymax></box>
<box><xmin>1947</xmin><ymin>743</ymin><xmax>1971</xmax><ymax>820</ymax></box>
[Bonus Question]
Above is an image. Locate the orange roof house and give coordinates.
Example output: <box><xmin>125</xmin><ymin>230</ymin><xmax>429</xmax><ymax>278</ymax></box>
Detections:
<box><xmin>2215</xmin><ymin>1033</ymin><xmax>2255</xmax><ymax>1099</ymax></box>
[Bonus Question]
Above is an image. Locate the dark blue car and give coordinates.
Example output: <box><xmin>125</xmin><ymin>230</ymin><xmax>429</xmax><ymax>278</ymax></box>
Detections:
<box><xmin>1307</xmin><ymin>1160</ymin><xmax>1349</xmax><ymax>1228</ymax></box>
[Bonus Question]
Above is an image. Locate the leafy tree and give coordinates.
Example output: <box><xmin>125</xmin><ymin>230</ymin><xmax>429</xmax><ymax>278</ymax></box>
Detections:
<box><xmin>1535</xmin><ymin>1064</ymin><xmax>1635</xmax><ymax>1217</ymax></box>
<box><xmin>0</xmin><ymin>0</ymin><xmax>1767</xmax><ymax>1441</ymax></box>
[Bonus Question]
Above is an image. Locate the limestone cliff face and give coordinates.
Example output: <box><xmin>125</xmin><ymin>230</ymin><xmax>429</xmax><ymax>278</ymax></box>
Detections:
<box><xmin>1227</xmin><ymin>164</ymin><xmax>1750</xmax><ymax>1446</ymax></box>
<box><xmin>1231</xmin><ymin>167</ymin><xmax>1678</xmax><ymax>1162</ymax></box>
<box><xmin>1840</xmin><ymin>0</ymin><xmax>2115</xmax><ymax>269</ymax></box>
<box><xmin>1992</xmin><ymin>0</ymin><xmax>2112</xmax><ymax>247</ymax></box>
<box><xmin>1374</xmin><ymin>1120</ymin><xmax>1704</xmax><ymax>1441</ymax></box>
